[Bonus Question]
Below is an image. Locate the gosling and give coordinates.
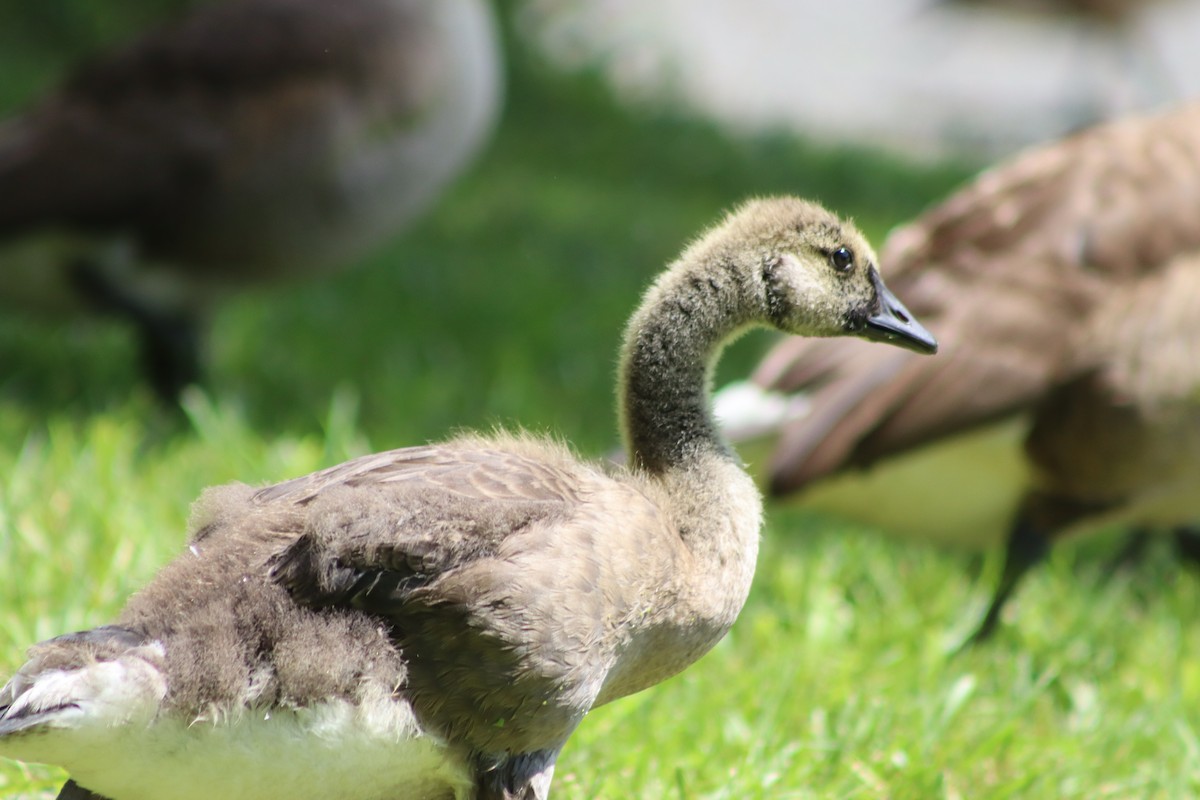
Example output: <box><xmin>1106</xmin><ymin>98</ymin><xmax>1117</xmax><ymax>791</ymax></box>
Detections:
<box><xmin>0</xmin><ymin>197</ymin><xmax>934</xmax><ymax>800</ymax></box>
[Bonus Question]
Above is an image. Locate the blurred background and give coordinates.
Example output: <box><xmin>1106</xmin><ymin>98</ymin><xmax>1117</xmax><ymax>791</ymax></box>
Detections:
<box><xmin>1</xmin><ymin>0</ymin><xmax>1195</xmax><ymax>448</ymax></box>
<box><xmin>524</xmin><ymin>0</ymin><xmax>1200</xmax><ymax>155</ymax></box>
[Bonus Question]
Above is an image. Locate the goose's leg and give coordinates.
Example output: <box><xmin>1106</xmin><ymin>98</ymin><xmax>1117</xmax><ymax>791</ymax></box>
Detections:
<box><xmin>135</xmin><ymin>310</ymin><xmax>201</xmax><ymax>405</ymax></box>
<box><xmin>1105</xmin><ymin>528</ymin><xmax>1153</xmax><ymax>572</ymax></box>
<box><xmin>965</xmin><ymin>513</ymin><xmax>1050</xmax><ymax>645</ymax></box>
<box><xmin>57</xmin><ymin>780</ymin><xmax>109</xmax><ymax>800</ymax></box>
<box><xmin>1172</xmin><ymin>526</ymin><xmax>1200</xmax><ymax>565</ymax></box>
<box><xmin>68</xmin><ymin>258</ymin><xmax>201</xmax><ymax>403</ymax></box>
<box><xmin>970</xmin><ymin>520</ymin><xmax>1200</xmax><ymax>646</ymax></box>
<box><xmin>965</xmin><ymin>491</ymin><xmax>1121</xmax><ymax>646</ymax></box>
<box><xmin>475</xmin><ymin>749</ymin><xmax>559</xmax><ymax>800</ymax></box>
<box><xmin>1104</xmin><ymin>526</ymin><xmax>1200</xmax><ymax>574</ymax></box>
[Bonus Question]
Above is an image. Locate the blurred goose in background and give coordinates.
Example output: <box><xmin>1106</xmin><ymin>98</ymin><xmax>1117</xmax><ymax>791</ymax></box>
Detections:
<box><xmin>0</xmin><ymin>0</ymin><xmax>502</xmax><ymax>401</ymax></box>
<box><xmin>0</xmin><ymin>197</ymin><xmax>935</xmax><ymax>800</ymax></box>
<box><xmin>716</xmin><ymin>101</ymin><xmax>1200</xmax><ymax>642</ymax></box>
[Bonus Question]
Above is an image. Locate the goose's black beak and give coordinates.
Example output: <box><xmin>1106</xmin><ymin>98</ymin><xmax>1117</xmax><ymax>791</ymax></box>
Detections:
<box><xmin>860</xmin><ymin>267</ymin><xmax>938</xmax><ymax>354</ymax></box>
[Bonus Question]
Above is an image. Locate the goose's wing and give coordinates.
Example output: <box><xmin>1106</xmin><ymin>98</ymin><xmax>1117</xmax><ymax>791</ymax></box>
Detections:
<box><xmin>756</xmin><ymin>101</ymin><xmax>1200</xmax><ymax>493</ymax></box>
<box><xmin>254</xmin><ymin>441</ymin><xmax>583</xmax><ymax>507</ymax></box>
<box><xmin>260</xmin><ymin>442</ymin><xmax>589</xmax><ymax>609</ymax></box>
<box><xmin>0</xmin><ymin>0</ymin><xmax>426</xmax><ymax>237</ymax></box>
<box><xmin>257</xmin><ymin>440</ymin><xmax>672</xmax><ymax>752</ymax></box>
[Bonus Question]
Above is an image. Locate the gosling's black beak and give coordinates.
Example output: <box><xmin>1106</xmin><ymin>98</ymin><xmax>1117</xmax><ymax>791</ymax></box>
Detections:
<box><xmin>861</xmin><ymin>267</ymin><xmax>938</xmax><ymax>354</ymax></box>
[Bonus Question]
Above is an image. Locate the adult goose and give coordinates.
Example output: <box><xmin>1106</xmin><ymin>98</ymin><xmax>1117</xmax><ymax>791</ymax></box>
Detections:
<box><xmin>0</xmin><ymin>197</ymin><xmax>935</xmax><ymax>800</ymax></box>
<box><xmin>716</xmin><ymin>101</ymin><xmax>1200</xmax><ymax>642</ymax></box>
<box><xmin>0</xmin><ymin>0</ymin><xmax>501</xmax><ymax>401</ymax></box>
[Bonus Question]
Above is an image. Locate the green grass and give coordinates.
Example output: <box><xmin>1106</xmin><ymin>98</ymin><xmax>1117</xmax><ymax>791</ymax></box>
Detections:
<box><xmin>3</xmin><ymin>3</ymin><xmax>1200</xmax><ymax>798</ymax></box>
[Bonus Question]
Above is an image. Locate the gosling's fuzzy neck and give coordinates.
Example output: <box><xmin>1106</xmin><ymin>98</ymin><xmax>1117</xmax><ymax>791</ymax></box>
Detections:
<box><xmin>615</xmin><ymin>246</ymin><xmax>768</xmax><ymax>662</ymax></box>
<box><xmin>619</xmin><ymin>236</ymin><xmax>767</xmax><ymax>476</ymax></box>
<box><xmin>618</xmin><ymin>198</ymin><xmax>875</xmax><ymax>477</ymax></box>
<box><xmin>614</xmin><ymin>221</ymin><xmax>791</xmax><ymax>649</ymax></box>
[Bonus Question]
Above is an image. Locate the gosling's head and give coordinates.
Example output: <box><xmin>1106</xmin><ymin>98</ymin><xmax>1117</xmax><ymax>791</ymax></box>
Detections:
<box><xmin>696</xmin><ymin>196</ymin><xmax>938</xmax><ymax>354</ymax></box>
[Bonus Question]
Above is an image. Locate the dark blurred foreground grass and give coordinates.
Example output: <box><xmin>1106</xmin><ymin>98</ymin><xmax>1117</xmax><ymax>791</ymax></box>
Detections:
<box><xmin>3</xmin><ymin>3</ymin><xmax>1200</xmax><ymax>798</ymax></box>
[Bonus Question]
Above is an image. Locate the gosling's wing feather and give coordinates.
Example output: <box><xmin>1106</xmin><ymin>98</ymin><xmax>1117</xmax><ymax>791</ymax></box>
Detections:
<box><xmin>760</xmin><ymin>101</ymin><xmax>1200</xmax><ymax>492</ymax></box>
<box><xmin>261</xmin><ymin>441</ymin><xmax>674</xmax><ymax>751</ymax></box>
<box><xmin>264</xmin><ymin>444</ymin><xmax>585</xmax><ymax>611</ymax></box>
<box><xmin>255</xmin><ymin>444</ymin><xmax>582</xmax><ymax>506</ymax></box>
<box><xmin>0</xmin><ymin>0</ymin><xmax>424</xmax><ymax>236</ymax></box>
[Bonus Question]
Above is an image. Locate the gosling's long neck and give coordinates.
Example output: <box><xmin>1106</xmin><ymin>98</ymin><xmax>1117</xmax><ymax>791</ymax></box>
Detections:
<box><xmin>619</xmin><ymin>252</ymin><xmax>764</xmax><ymax>475</ymax></box>
<box><xmin>612</xmin><ymin>243</ymin><xmax>767</xmax><ymax>656</ymax></box>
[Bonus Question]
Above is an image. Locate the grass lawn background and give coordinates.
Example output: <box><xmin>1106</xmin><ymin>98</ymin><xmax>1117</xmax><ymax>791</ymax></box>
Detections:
<box><xmin>1</xmin><ymin>2</ymin><xmax>1198</xmax><ymax>796</ymax></box>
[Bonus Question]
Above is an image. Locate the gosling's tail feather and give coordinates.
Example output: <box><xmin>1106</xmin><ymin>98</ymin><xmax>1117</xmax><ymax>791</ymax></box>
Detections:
<box><xmin>0</xmin><ymin>699</ymin><xmax>79</xmax><ymax>737</ymax></box>
<box><xmin>0</xmin><ymin>625</ymin><xmax>157</xmax><ymax>742</ymax></box>
<box><xmin>0</xmin><ymin>663</ymin><xmax>78</xmax><ymax>740</ymax></box>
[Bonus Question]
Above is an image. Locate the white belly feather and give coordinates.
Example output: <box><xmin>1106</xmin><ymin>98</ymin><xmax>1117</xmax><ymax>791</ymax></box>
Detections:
<box><xmin>1</xmin><ymin>654</ymin><xmax>471</xmax><ymax>800</ymax></box>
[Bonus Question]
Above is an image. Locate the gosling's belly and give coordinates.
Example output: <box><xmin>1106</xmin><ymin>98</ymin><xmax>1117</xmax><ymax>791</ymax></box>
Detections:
<box><xmin>29</xmin><ymin>698</ymin><xmax>472</xmax><ymax>800</ymax></box>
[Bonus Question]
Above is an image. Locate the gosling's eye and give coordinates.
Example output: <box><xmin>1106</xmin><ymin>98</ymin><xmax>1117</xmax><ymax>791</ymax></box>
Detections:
<box><xmin>829</xmin><ymin>247</ymin><xmax>855</xmax><ymax>272</ymax></box>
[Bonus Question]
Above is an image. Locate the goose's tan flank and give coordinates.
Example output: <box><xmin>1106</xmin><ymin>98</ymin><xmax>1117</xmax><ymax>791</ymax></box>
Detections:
<box><xmin>0</xmin><ymin>197</ymin><xmax>934</xmax><ymax>800</ymax></box>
